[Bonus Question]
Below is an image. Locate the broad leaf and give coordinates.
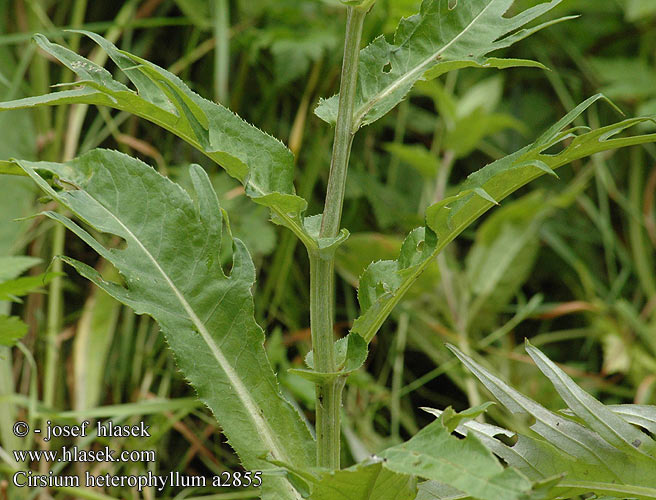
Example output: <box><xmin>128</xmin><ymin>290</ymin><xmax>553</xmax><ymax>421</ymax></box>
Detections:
<box><xmin>352</xmin><ymin>95</ymin><xmax>656</xmax><ymax>343</ymax></box>
<box><xmin>378</xmin><ymin>417</ymin><xmax>536</xmax><ymax>500</ymax></box>
<box><xmin>0</xmin><ymin>33</ymin><xmax>311</xmax><ymax>244</ymax></box>
<box><xmin>415</xmin><ymin>481</ymin><xmax>468</xmax><ymax>500</ymax></box>
<box><xmin>276</xmin><ymin>410</ymin><xmax>543</xmax><ymax>500</ymax></box>
<box><xmin>309</xmin><ymin>459</ymin><xmax>417</xmax><ymax>500</ymax></box>
<box><xmin>447</xmin><ymin>343</ymin><xmax>656</xmax><ymax>500</ymax></box>
<box><xmin>316</xmin><ymin>0</ymin><xmax>569</xmax><ymax>128</ymax></box>
<box><xmin>10</xmin><ymin>150</ymin><xmax>314</xmax><ymax>499</ymax></box>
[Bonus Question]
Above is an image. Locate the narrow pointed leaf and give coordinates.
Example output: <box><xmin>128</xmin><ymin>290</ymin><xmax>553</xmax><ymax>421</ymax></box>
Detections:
<box><xmin>12</xmin><ymin>150</ymin><xmax>314</xmax><ymax>499</ymax></box>
<box><xmin>446</xmin><ymin>344</ymin><xmax>623</xmax><ymax>474</ymax></box>
<box><xmin>525</xmin><ymin>341</ymin><xmax>656</xmax><ymax>459</ymax></box>
<box><xmin>315</xmin><ymin>0</ymin><xmax>567</xmax><ymax>128</ymax></box>
<box><xmin>448</xmin><ymin>345</ymin><xmax>656</xmax><ymax>499</ymax></box>
<box><xmin>352</xmin><ymin>98</ymin><xmax>656</xmax><ymax>343</ymax></box>
<box><xmin>597</xmin><ymin>405</ymin><xmax>656</xmax><ymax>435</ymax></box>
<box><xmin>0</xmin><ymin>33</ymin><xmax>309</xmax><ymax>242</ymax></box>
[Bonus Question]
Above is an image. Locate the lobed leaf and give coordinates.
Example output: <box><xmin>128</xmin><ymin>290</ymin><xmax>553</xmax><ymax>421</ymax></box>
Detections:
<box><xmin>352</xmin><ymin>96</ymin><xmax>656</xmax><ymax>343</ymax></box>
<box><xmin>0</xmin><ymin>32</ymin><xmax>311</xmax><ymax>244</ymax></box>
<box><xmin>447</xmin><ymin>344</ymin><xmax>656</xmax><ymax>499</ymax></box>
<box><xmin>10</xmin><ymin>149</ymin><xmax>314</xmax><ymax>499</ymax></box>
<box><xmin>525</xmin><ymin>341</ymin><xmax>656</xmax><ymax>459</ymax></box>
<box><xmin>378</xmin><ymin>417</ymin><xmax>535</xmax><ymax>500</ymax></box>
<box><xmin>316</xmin><ymin>0</ymin><xmax>569</xmax><ymax>128</ymax></box>
<box><xmin>276</xmin><ymin>410</ymin><xmax>544</xmax><ymax>500</ymax></box>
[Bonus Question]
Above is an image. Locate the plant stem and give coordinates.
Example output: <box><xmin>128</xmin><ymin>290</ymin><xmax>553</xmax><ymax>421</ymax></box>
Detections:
<box><xmin>213</xmin><ymin>0</ymin><xmax>230</xmax><ymax>104</ymax></box>
<box><xmin>311</xmin><ymin>5</ymin><xmax>367</xmax><ymax>469</ymax></box>
<box><xmin>310</xmin><ymin>254</ymin><xmax>340</xmax><ymax>469</ymax></box>
<box><xmin>320</xmin><ymin>7</ymin><xmax>366</xmax><ymax>239</ymax></box>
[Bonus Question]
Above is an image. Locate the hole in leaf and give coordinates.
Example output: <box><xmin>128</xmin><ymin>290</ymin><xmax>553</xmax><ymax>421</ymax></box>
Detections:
<box><xmin>382</xmin><ymin>62</ymin><xmax>392</xmax><ymax>74</ymax></box>
<box><xmin>448</xmin><ymin>0</ymin><xmax>457</xmax><ymax>10</ymax></box>
<box><xmin>496</xmin><ymin>432</ymin><xmax>518</xmax><ymax>447</ymax></box>
<box><xmin>416</xmin><ymin>240</ymin><xmax>425</xmax><ymax>252</ymax></box>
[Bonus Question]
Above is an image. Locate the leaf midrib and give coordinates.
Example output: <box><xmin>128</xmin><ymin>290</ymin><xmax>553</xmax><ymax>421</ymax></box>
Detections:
<box><xmin>92</xmin><ymin>191</ymin><xmax>303</xmax><ymax>497</ymax></box>
<box><xmin>353</xmin><ymin>2</ymin><xmax>494</xmax><ymax>128</ymax></box>
<box><xmin>530</xmin><ymin>347</ymin><xmax>656</xmax><ymax>460</ymax></box>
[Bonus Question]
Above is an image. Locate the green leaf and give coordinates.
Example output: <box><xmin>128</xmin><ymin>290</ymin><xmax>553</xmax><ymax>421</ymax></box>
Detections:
<box><xmin>0</xmin><ymin>32</ymin><xmax>310</xmax><ymax>244</ymax></box>
<box><xmin>448</xmin><ymin>344</ymin><xmax>656</xmax><ymax>500</ymax></box>
<box><xmin>416</xmin><ymin>481</ymin><xmax>468</xmax><ymax>500</ymax></box>
<box><xmin>72</xmin><ymin>264</ymin><xmax>122</xmax><ymax>411</ymax></box>
<box><xmin>383</xmin><ymin>143</ymin><xmax>440</xmax><ymax>178</ymax></box>
<box><xmin>625</xmin><ymin>0</ymin><xmax>656</xmax><ymax>21</ymax></box>
<box><xmin>315</xmin><ymin>0</ymin><xmax>568</xmax><ymax>128</ymax></box>
<box><xmin>445</xmin><ymin>111</ymin><xmax>526</xmax><ymax>158</ymax></box>
<box><xmin>0</xmin><ymin>315</ymin><xmax>28</xmax><ymax>347</ymax></box>
<box><xmin>438</xmin><ymin>402</ymin><xmax>495</xmax><ymax>434</ymax></box>
<box><xmin>465</xmin><ymin>192</ymin><xmax>544</xmax><ymax>315</ymax></box>
<box><xmin>303</xmin><ymin>214</ymin><xmax>350</xmax><ymax>258</ymax></box>
<box><xmin>352</xmin><ymin>95</ymin><xmax>656</xmax><ymax>343</ymax></box>
<box><xmin>12</xmin><ymin>149</ymin><xmax>314</xmax><ymax>499</ymax></box>
<box><xmin>309</xmin><ymin>459</ymin><xmax>417</xmax><ymax>500</ymax></box>
<box><xmin>0</xmin><ymin>273</ymin><xmax>59</xmax><ymax>302</ymax></box>
<box><xmin>379</xmin><ymin>418</ymin><xmax>535</xmax><ymax>500</ymax></box>
<box><xmin>594</xmin><ymin>405</ymin><xmax>656</xmax><ymax>435</ymax></box>
<box><xmin>525</xmin><ymin>341</ymin><xmax>656</xmax><ymax>458</ymax></box>
<box><xmin>0</xmin><ymin>160</ymin><xmax>28</xmax><ymax>177</ymax></box>
<box><xmin>298</xmin><ymin>333</ymin><xmax>368</xmax><ymax>383</ymax></box>
<box><xmin>0</xmin><ymin>256</ymin><xmax>41</xmax><ymax>282</ymax></box>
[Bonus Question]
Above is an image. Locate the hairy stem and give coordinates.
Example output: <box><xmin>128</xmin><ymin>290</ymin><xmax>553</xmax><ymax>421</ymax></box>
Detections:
<box><xmin>320</xmin><ymin>7</ymin><xmax>366</xmax><ymax>239</ymax></box>
<box><xmin>310</xmin><ymin>254</ymin><xmax>340</xmax><ymax>469</ymax></box>
<box><xmin>213</xmin><ymin>0</ymin><xmax>230</xmax><ymax>104</ymax></box>
<box><xmin>312</xmin><ymin>5</ymin><xmax>367</xmax><ymax>469</ymax></box>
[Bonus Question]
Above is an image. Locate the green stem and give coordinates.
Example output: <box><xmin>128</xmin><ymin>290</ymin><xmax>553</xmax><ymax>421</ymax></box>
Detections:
<box><xmin>43</xmin><ymin>223</ymin><xmax>64</xmax><ymax>410</ymax></box>
<box><xmin>213</xmin><ymin>0</ymin><xmax>230</xmax><ymax>104</ymax></box>
<box><xmin>311</xmin><ymin>5</ymin><xmax>368</xmax><ymax>469</ymax></box>
<box><xmin>310</xmin><ymin>254</ymin><xmax>340</xmax><ymax>469</ymax></box>
<box><xmin>320</xmin><ymin>7</ymin><xmax>366</xmax><ymax>239</ymax></box>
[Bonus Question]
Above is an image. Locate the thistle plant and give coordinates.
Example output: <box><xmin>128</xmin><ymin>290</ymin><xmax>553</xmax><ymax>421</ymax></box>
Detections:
<box><xmin>1</xmin><ymin>1</ymin><xmax>656</xmax><ymax>499</ymax></box>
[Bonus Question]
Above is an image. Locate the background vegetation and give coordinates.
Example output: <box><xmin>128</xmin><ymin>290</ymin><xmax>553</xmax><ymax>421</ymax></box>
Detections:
<box><xmin>1</xmin><ymin>0</ymin><xmax>655</xmax><ymax>498</ymax></box>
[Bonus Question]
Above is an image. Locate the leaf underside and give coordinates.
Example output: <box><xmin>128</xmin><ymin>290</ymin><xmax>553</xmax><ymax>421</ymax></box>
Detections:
<box><xmin>445</xmin><ymin>343</ymin><xmax>656</xmax><ymax>500</ymax></box>
<box><xmin>280</xmin><ymin>412</ymin><xmax>544</xmax><ymax>500</ymax></box>
<box><xmin>353</xmin><ymin>95</ymin><xmax>656</xmax><ymax>344</ymax></box>
<box><xmin>12</xmin><ymin>150</ymin><xmax>314</xmax><ymax>499</ymax></box>
<box><xmin>316</xmin><ymin>0</ymin><xmax>568</xmax><ymax>128</ymax></box>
